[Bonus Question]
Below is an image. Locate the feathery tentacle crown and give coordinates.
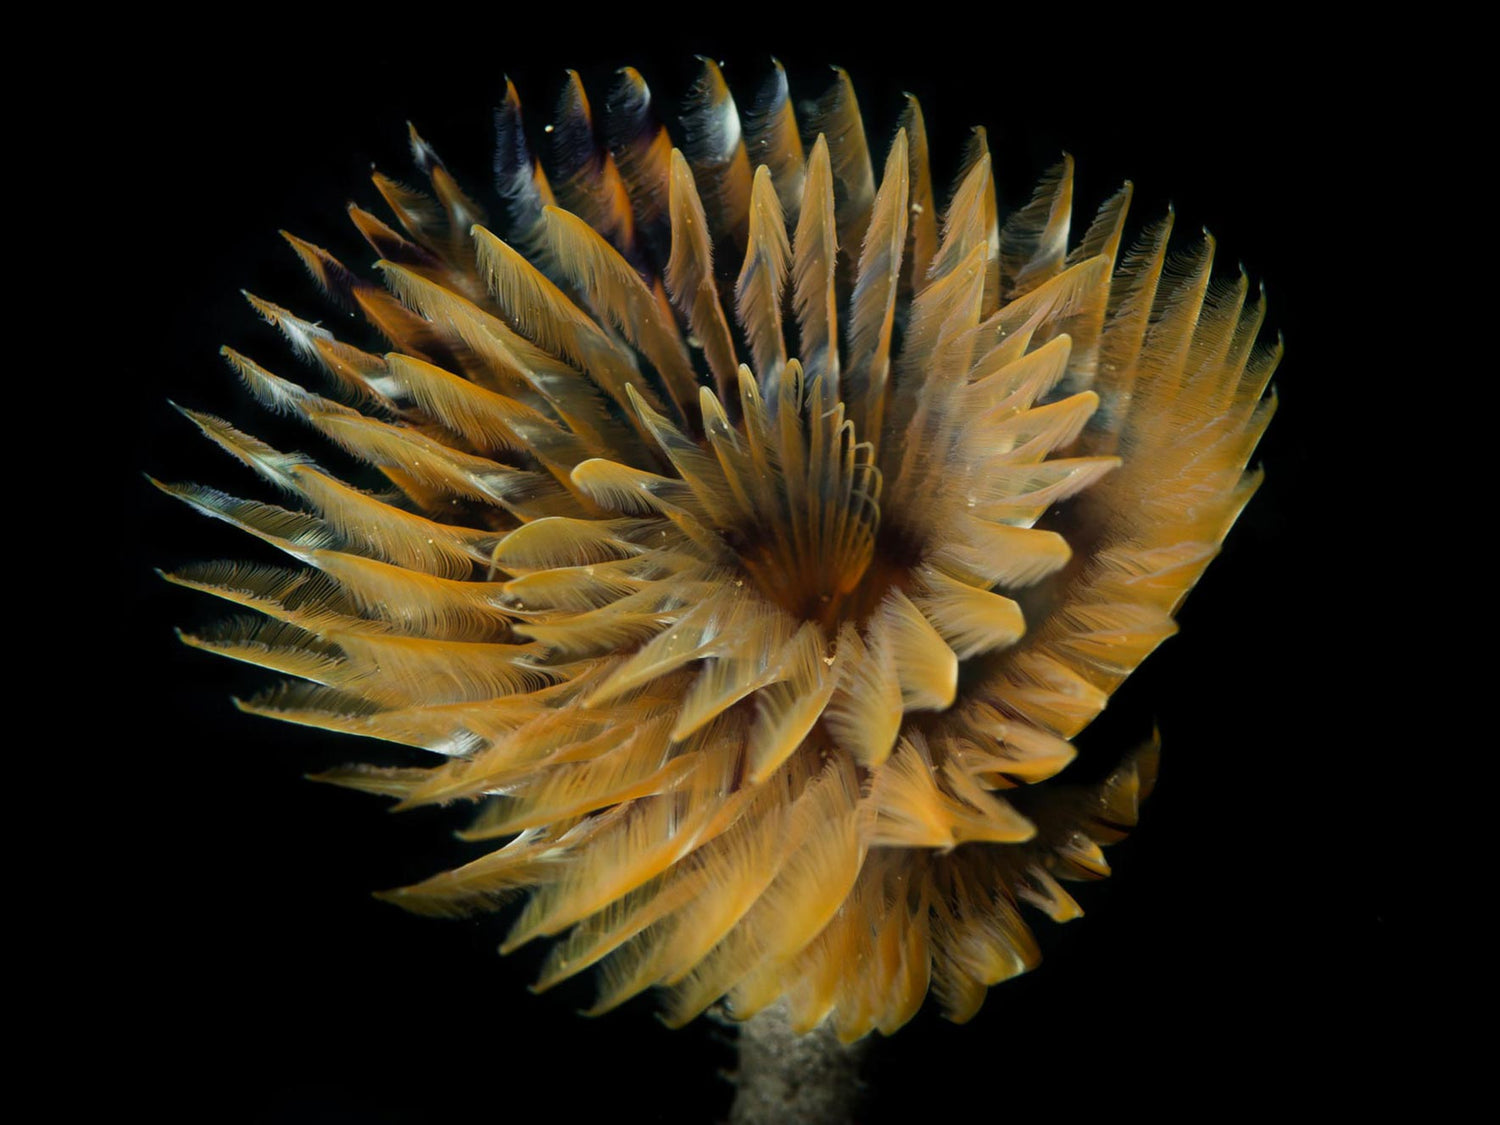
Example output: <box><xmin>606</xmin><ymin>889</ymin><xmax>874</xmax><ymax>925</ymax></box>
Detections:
<box><xmin>160</xmin><ymin>61</ymin><xmax>1278</xmax><ymax>1039</ymax></box>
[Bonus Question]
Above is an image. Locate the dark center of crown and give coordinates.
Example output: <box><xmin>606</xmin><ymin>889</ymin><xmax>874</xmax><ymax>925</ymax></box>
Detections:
<box><xmin>724</xmin><ymin>499</ymin><xmax>928</xmax><ymax>631</ymax></box>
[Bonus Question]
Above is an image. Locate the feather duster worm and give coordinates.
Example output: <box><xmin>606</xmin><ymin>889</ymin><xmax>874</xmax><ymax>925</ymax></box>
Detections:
<box><xmin>157</xmin><ymin>60</ymin><xmax>1278</xmax><ymax>1041</ymax></box>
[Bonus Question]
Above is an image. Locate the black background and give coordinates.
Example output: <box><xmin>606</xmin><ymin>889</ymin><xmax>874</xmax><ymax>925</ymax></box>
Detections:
<box><xmin>104</xmin><ymin>18</ymin><xmax>1394</xmax><ymax>1123</ymax></box>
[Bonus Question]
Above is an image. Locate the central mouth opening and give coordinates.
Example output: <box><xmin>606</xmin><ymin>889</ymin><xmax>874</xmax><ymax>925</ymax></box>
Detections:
<box><xmin>729</xmin><ymin>515</ymin><xmax>928</xmax><ymax>632</ymax></box>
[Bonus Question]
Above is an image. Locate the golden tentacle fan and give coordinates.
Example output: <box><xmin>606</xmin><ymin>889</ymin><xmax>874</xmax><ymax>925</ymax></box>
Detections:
<box><xmin>157</xmin><ymin>60</ymin><xmax>1278</xmax><ymax>1041</ymax></box>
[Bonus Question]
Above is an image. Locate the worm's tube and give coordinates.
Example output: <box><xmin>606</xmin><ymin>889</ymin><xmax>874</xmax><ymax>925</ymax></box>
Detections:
<box><xmin>729</xmin><ymin>1002</ymin><xmax>868</xmax><ymax>1124</ymax></box>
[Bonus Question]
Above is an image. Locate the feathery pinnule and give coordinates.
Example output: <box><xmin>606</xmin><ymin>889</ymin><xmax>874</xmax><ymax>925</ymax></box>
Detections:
<box><xmin>680</xmin><ymin>57</ymin><xmax>754</xmax><ymax>260</ymax></box>
<box><xmin>734</xmin><ymin>166</ymin><xmax>790</xmax><ymax>384</ymax></box>
<box><xmin>665</xmin><ymin>149</ymin><xmax>740</xmax><ymax>400</ymax></box>
<box><xmin>742</xmin><ymin>60</ymin><xmax>804</xmax><ymax>222</ymax></box>
<box><xmin>160</xmin><ymin>62</ymin><xmax>1278</xmax><ymax>1042</ymax></box>
<box><xmin>791</xmin><ymin>136</ymin><xmax>840</xmax><ymax>391</ymax></box>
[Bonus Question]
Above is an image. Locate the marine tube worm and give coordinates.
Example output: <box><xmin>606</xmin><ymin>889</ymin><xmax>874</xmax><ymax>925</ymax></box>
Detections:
<box><xmin>156</xmin><ymin>59</ymin><xmax>1278</xmax><ymax>1064</ymax></box>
